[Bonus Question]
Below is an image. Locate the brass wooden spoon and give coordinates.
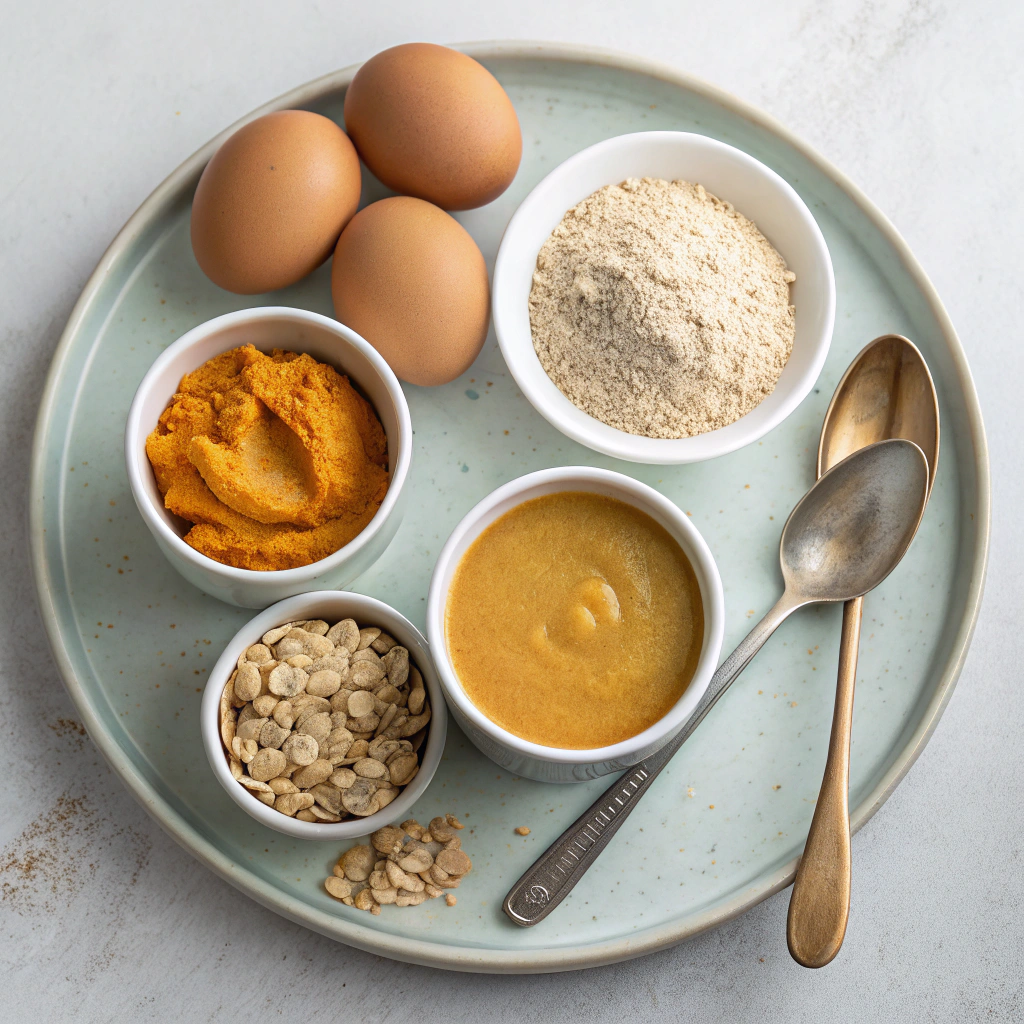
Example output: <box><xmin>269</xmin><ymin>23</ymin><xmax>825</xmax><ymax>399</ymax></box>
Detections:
<box><xmin>787</xmin><ymin>335</ymin><xmax>939</xmax><ymax>968</ymax></box>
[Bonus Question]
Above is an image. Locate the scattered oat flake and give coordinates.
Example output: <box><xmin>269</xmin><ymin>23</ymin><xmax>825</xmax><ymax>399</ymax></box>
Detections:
<box><xmin>326</xmin><ymin>815</ymin><xmax>471</xmax><ymax>913</ymax></box>
<box><xmin>514</xmin><ymin>826</ymin><xmax>531</xmax><ymax>836</ymax></box>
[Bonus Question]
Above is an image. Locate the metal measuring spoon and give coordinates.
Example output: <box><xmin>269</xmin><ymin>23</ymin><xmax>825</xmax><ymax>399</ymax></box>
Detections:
<box><xmin>787</xmin><ymin>336</ymin><xmax>939</xmax><ymax>968</ymax></box>
<box><xmin>504</xmin><ymin>438</ymin><xmax>930</xmax><ymax>927</ymax></box>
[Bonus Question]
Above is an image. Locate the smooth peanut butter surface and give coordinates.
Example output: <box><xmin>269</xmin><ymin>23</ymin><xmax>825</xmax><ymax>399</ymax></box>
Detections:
<box><xmin>445</xmin><ymin>491</ymin><xmax>704</xmax><ymax>749</ymax></box>
<box><xmin>146</xmin><ymin>345</ymin><xmax>389</xmax><ymax>570</ymax></box>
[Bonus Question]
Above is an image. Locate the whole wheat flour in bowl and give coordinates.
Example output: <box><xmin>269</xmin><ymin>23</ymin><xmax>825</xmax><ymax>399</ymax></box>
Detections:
<box><xmin>528</xmin><ymin>177</ymin><xmax>796</xmax><ymax>439</ymax></box>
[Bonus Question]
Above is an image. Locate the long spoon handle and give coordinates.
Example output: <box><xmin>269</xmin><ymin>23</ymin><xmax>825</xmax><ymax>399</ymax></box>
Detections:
<box><xmin>787</xmin><ymin>596</ymin><xmax>862</xmax><ymax>967</ymax></box>
<box><xmin>503</xmin><ymin>591</ymin><xmax>802</xmax><ymax>927</ymax></box>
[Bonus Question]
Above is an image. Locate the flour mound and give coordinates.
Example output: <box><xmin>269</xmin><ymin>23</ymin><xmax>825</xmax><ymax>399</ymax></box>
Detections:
<box><xmin>529</xmin><ymin>177</ymin><xmax>796</xmax><ymax>439</ymax></box>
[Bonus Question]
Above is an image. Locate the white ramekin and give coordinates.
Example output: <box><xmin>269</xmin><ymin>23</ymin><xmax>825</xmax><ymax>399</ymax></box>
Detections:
<box><xmin>492</xmin><ymin>131</ymin><xmax>836</xmax><ymax>464</ymax></box>
<box><xmin>426</xmin><ymin>467</ymin><xmax>725</xmax><ymax>783</ymax></box>
<box><xmin>125</xmin><ymin>307</ymin><xmax>412</xmax><ymax>608</ymax></box>
<box><xmin>200</xmin><ymin>591</ymin><xmax>447</xmax><ymax>839</ymax></box>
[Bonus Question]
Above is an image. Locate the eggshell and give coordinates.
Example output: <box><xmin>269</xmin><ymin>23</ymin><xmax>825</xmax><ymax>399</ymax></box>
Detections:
<box><xmin>331</xmin><ymin>197</ymin><xmax>490</xmax><ymax>386</ymax></box>
<box><xmin>343</xmin><ymin>43</ymin><xmax>521</xmax><ymax>211</ymax></box>
<box><xmin>191</xmin><ymin>110</ymin><xmax>361</xmax><ymax>294</ymax></box>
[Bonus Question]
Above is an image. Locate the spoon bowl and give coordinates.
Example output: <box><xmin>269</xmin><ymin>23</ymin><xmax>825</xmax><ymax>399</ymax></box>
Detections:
<box><xmin>819</xmin><ymin>335</ymin><xmax>939</xmax><ymax>487</ymax></box>
<box><xmin>781</xmin><ymin>438</ymin><xmax>930</xmax><ymax>602</ymax></box>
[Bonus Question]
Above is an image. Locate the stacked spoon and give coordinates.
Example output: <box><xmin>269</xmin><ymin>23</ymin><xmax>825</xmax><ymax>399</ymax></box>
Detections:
<box><xmin>787</xmin><ymin>335</ymin><xmax>939</xmax><ymax>967</ymax></box>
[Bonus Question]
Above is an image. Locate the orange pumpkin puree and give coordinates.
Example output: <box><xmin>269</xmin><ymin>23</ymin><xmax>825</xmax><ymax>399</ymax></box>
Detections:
<box><xmin>145</xmin><ymin>345</ymin><xmax>388</xmax><ymax>570</ymax></box>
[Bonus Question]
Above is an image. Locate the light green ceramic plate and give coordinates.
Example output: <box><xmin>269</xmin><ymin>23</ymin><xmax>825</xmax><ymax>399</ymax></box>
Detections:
<box><xmin>30</xmin><ymin>44</ymin><xmax>989</xmax><ymax>973</ymax></box>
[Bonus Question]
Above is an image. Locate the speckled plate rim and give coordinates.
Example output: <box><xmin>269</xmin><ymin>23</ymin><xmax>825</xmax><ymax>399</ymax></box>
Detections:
<box><xmin>29</xmin><ymin>41</ymin><xmax>990</xmax><ymax>973</ymax></box>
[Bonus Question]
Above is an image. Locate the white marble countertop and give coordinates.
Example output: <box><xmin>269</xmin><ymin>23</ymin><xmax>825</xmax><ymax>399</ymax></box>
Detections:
<box><xmin>2</xmin><ymin>1</ymin><xmax>1020</xmax><ymax>1019</ymax></box>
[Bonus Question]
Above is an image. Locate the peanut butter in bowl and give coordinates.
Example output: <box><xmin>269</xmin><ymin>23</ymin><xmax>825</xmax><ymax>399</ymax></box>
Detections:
<box><xmin>444</xmin><ymin>490</ymin><xmax>705</xmax><ymax>749</ymax></box>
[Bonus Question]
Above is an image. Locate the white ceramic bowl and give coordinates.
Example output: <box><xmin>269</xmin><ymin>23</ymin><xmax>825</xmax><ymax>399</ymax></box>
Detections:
<box><xmin>125</xmin><ymin>307</ymin><xmax>412</xmax><ymax>608</ymax></box>
<box><xmin>492</xmin><ymin>131</ymin><xmax>836</xmax><ymax>464</ymax></box>
<box><xmin>426</xmin><ymin>467</ymin><xmax>725</xmax><ymax>783</ymax></box>
<box><xmin>200</xmin><ymin>591</ymin><xmax>447</xmax><ymax>840</ymax></box>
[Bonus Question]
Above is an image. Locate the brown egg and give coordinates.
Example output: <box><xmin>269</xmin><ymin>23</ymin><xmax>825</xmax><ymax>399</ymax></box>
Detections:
<box><xmin>343</xmin><ymin>43</ymin><xmax>521</xmax><ymax>211</ymax></box>
<box><xmin>331</xmin><ymin>197</ymin><xmax>490</xmax><ymax>386</ymax></box>
<box><xmin>191</xmin><ymin>110</ymin><xmax>361</xmax><ymax>294</ymax></box>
